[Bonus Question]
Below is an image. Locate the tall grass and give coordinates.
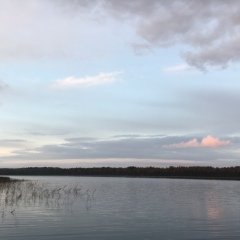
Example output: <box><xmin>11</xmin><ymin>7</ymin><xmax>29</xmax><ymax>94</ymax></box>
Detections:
<box><xmin>0</xmin><ymin>177</ymin><xmax>96</xmax><ymax>218</ymax></box>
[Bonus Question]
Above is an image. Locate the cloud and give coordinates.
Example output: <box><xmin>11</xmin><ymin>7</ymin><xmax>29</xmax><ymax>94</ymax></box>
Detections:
<box><xmin>184</xmin><ymin>37</ymin><xmax>240</xmax><ymax>70</ymax></box>
<box><xmin>51</xmin><ymin>71</ymin><xmax>122</xmax><ymax>89</ymax></box>
<box><xmin>1</xmin><ymin>0</ymin><xmax>240</xmax><ymax>69</ymax></box>
<box><xmin>0</xmin><ymin>139</ymin><xmax>28</xmax><ymax>149</ymax></box>
<box><xmin>177</xmin><ymin>89</ymin><xmax>240</xmax><ymax>135</ymax></box>
<box><xmin>0</xmin><ymin>0</ymin><xmax>121</xmax><ymax>60</ymax></box>
<box><xmin>164</xmin><ymin>135</ymin><xmax>231</xmax><ymax>148</ymax></box>
<box><xmin>51</xmin><ymin>0</ymin><xmax>240</xmax><ymax>69</ymax></box>
<box><xmin>4</xmin><ymin>135</ymin><xmax>236</xmax><ymax>165</ymax></box>
<box><xmin>0</xmin><ymin>81</ymin><xmax>9</xmax><ymax>105</ymax></box>
<box><xmin>0</xmin><ymin>81</ymin><xmax>9</xmax><ymax>91</ymax></box>
<box><xmin>201</xmin><ymin>135</ymin><xmax>230</xmax><ymax>148</ymax></box>
<box><xmin>119</xmin><ymin>0</ymin><xmax>240</xmax><ymax>70</ymax></box>
<box><xmin>163</xmin><ymin>63</ymin><xmax>190</xmax><ymax>72</ymax></box>
<box><xmin>164</xmin><ymin>138</ymin><xmax>200</xmax><ymax>148</ymax></box>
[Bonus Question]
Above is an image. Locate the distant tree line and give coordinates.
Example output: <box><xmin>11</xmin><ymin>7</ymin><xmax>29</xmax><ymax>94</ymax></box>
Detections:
<box><xmin>0</xmin><ymin>166</ymin><xmax>240</xmax><ymax>180</ymax></box>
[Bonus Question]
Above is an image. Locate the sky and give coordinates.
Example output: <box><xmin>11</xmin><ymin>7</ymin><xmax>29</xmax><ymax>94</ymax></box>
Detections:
<box><xmin>1</xmin><ymin>0</ymin><xmax>240</xmax><ymax>168</ymax></box>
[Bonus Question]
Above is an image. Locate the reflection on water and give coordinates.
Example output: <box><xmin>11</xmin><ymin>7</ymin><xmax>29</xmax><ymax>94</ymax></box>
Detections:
<box><xmin>205</xmin><ymin>189</ymin><xmax>222</xmax><ymax>220</ymax></box>
<box><xmin>0</xmin><ymin>176</ymin><xmax>240</xmax><ymax>240</ymax></box>
<box><xmin>207</xmin><ymin>206</ymin><xmax>221</xmax><ymax>220</ymax></box>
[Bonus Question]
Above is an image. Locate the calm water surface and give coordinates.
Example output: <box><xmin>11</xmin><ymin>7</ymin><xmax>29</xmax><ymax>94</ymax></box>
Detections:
<box><xmin>0</xmin><ymin>176</ymin><xmax>240</xmax><ymax>239</ymax></box>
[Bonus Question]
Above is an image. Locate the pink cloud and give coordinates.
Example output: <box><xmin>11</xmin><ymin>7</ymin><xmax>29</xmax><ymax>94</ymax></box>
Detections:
<box><xmin>165</xmin><ymin>138</ymin><xmax>200</xmax><ymax>148</ymax></box>
<box><xmin>164</xmin><ymin>135</ymin><xmax>230</xmax><ymax>148</ymax></box>
<box><xmin>201</xmin><ymin>135</ymin><xmax>230</xmax><ymax>147</ymax></box>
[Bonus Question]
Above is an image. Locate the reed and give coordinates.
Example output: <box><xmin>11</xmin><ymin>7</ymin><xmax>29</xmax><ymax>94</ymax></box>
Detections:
<box><xmin>0</xmin><ymin>177</ymin><xmax>96</xmax><ymax>218</ymax></box>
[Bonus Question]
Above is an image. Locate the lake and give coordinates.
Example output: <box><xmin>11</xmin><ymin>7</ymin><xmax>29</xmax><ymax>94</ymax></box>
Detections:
<box><xmin>0</xmin><ymin>176</ymin><xmax>240</xmax><ymax>239</ymax></box>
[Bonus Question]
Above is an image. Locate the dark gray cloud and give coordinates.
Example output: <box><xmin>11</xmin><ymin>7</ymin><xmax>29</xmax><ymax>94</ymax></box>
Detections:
<box><xmin>65</xmin><ymin>137</ymin><xmax>98</xmax><ymax>142</ymax></box>
<box><xmin>7</xmin><ymin>135</ymin><xmax>237</xmax><ymax>165</ymax></box>
<box><xmin>184</xmin><ymin>38</ymin><xmax>240</xmax><ymax>70</ymax></box>
<box><xmin>0</xmin><ymin>139</ymin><xmax>27</xmax><ymax>147</ymax></box>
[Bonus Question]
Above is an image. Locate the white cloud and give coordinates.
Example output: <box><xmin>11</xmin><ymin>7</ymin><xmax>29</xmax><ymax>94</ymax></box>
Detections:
<box><xmin>163</xmin><ymin>63</ymin><xmax>190</xmax><ymax>73</ymax></box>
<box><xmin>51</xmin><ymin>71</ymin><xmax>122</xmax><ymax>89</ymax></box>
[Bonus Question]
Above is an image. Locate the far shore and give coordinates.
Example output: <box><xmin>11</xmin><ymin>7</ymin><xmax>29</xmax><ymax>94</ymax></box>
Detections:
<box><xmin>0</xmin><ymin>166</ymin><xmax>240</xmax><ymax>181</ymax></box>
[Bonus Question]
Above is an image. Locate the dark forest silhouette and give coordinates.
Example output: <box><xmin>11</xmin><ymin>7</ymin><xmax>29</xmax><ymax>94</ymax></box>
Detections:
<box><xmin>0</xmin><ymin>166</ymin><xmax>240</xmax><ymax>180</ymax></box>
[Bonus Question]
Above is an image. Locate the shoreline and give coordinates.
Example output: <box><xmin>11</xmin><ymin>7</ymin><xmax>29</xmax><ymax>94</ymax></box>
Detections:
<box><xmin>1</xmin><ymin>174</ymin><xmax>240</xmax><ymax>181</ymax></box>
